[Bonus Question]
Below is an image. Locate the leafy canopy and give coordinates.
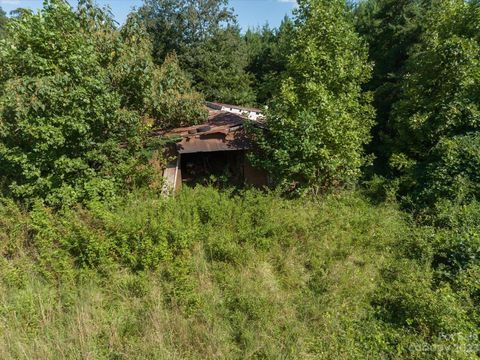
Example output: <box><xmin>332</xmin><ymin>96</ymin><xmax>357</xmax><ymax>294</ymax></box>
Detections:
<box><xmin>150</xmin><ymin>52</ymin><xmax>208</xmax><ymax>129</ymax></box>
<box><xmin>188</xmin><ymin>25</ymin><xmax>254</xmax><ymax>105</ymax></box>
<box><xmin>0</xmin><ymin>0</ymin><xmax>205</xmax><ymax>206</ymax></box>
<box><xmin>138</xmin><ymin>0</ymin><xmax>233</xmax><ymax>62</ymax></box>
<box><xmin>113</xmin><ymin>13</ymin><xmax>207</xmax><ymax>128</ymax></box>
<box><xmin>0</xmin><ymin>0</ymin><xmax>147</xmax><ymax>206</ymax></box>
<box><xmin>138</xmin><ymin>0</ymin><xmax>255</xmax><ymax>105</ymax></box>
<box><xmin>354</xmin><ymin>0</ymin><xmax>432</xmax><ymax>169</ymax></box>
<box><xmin>252</xmin><ymin>0</ymin><xmax>375</xmax><ymax>194</ymax></box>
<box><xmin>244</xmin><ymin>18</ymin><xmax>294</xmax><ymax>105</ymax></box>
<box><xmin>390</xmin><ymin>0</ymin><xmax>480</xmax><ymax>211</ymax></box>
<box><xmin>0</xmin><ymin>6</ymin><xmax>7</xmax><ymax>39</ymax></box>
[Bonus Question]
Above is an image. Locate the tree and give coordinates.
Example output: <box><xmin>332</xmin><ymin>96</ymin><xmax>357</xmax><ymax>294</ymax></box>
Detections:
<box><xmin>354</xmin><ymin>0</ymin><xmax>431</xmax><ymax>170</ymax></box>
<box><xmin>0</xmin><ymin>1</ymin><xmax>145</xmax><ymax>206</ymax></box>
<box><xmin>138</xmin><ymin>0</ymin><xmax>254</xmax><ymax>105</ymax></box>
<box><xmin>150</xmin><ymin>52</ymin><xmax>208</xmax><ymax>128</ymax></box>
<box><xmin>187</xmin><ymin>25</ymin><xmax>254</xmax><ymax>105</ymax></box>
<box><xmin>389</xmin><ymin>0</ymin><xmax>480</xmax><ymax>211</ymax></box>
<box><xmin>244</xmin><ymin>17</ymin><xmax>294</xmax><ymax>105</ymax></box>
<box><xmin>0</xmin><ymin>6</ymin><xmax>7</xmax><ymax>39</ymax></box>
<box><xmin>138</xmin><ymin>0</ymin><xmax>234</xmax><ymax>63</ymax></box>
<box><xmin>0</xmin><ymin>0</ymin><xmax>205</xmax><ymax>206</ymax></box>
<box><xmin>251</xmin><ymin>0</ymin><xmax>375</xmax><ymax>194</ymax></box>
<box><xmin>116</xmin><ymin>14</ymin><xmax>207</xmax><ymax>128</ymax></box>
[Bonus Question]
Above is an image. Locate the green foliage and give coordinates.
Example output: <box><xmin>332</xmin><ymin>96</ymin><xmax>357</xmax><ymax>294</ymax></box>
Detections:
<box><xmin>112</xmin><ymin>14</ymin><xmax>207</xmax><ymax>128</ymax></box>
<box><xmin>0</xmin><ymin>0</ymin><xmax>149</xmax><ymax>206</ymax></box>
<box><xmin>389</xmin><ymin>0</ymin><xmax>480</xmax><ymax>212</ymax></box>
<box><xmin>392</xmin><ymin>1</ymin><xmax>480</xmax><ymax>157</ymax></box>
<box><xmin>0</xmin><ymin>188</ymin><xmax>421</xmax><ymax>357</ymax></box>
<box><xmin>363</xmin><ymin>4</ymin><xmax>480</xmax><ymax>349</ymax></box>
<box><xmin>0</xmin><ymin>6</ymin><xmax>7</xmax><ymax>39</ymax></box>
<box><xmin>244</xmin><ymin>18</ymin><xmax>294</xmax><ymax>105</ymax></box>
<box><xmin>138</xmin><ymin>0</ymin><xmax>255</xmax><ymax>105</ymax></box>
<box><xmin>112</xmin><ymin>14</ymin><xmax>157</xmax><ymax>114</ymax></box>
<box><xmin>187</xmin><ymin>26</ymin><xmax>255</xmax><ymax>105</ymax></box>
<box><xmin>415</xmin><ymin>134</ymin><xmax>480</xmax><ymax>212</ymax></box>
<box><xmin>1</xmin><ymin>187</ymin><xmax>478</xmax><ymax>358</ymax></box>
<box><xmin>356</xmin><ymin>3</ymin><xmax>480</xmax><ymax>324</ymax></box>
<box><xmin>355</xmin><ymin>0</ymin><xmax>429</xmax><ymax>95</ymax></box>
<box><xmin>0</xmin><ymin>1</ymin><xmax>206</xmax><ymax>206</ymax></box>
<box><xmin>251</xmin><ymin>0</ymin><xmax>375</xmax><ymax>194</ymax></box>
<box><xmin>138</xmin><ymin>0</ymin><xmax>234</xmax><ymax>65</ymax></box>
<box><xmin>1</xmin><ymin>0</ymin><xmax>480</xmax><ymax>358</ymax></box>
<box><xmin>150</xmin><ymin>52</ymin><xmax>208</xmax><ymax>128</ymax></box>
<box><xmin>354</xmin><ymin>0</ymin><xmax>431</xmax><ymax>170</ymax></box>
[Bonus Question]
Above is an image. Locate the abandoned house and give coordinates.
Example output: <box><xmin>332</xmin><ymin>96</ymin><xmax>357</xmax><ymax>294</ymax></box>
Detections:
<box><xmin>160</xmin><ymin>103</ymin><xmax>268</xmax><ymax>193</ymax></box>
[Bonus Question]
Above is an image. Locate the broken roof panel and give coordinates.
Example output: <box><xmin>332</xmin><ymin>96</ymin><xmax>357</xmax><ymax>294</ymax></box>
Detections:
<box><xmin>156</xmin><ymin>109</ymin><xmax>245</xmax><ymax>137</ymax></box>
<box><xmin>154</xmin><ymin>106</ymin><xmax>261</xmax><ymax>155</ymax></box>
<box><xmin>206</xmin><ymin>101</ymin><xmax>262</xmax><ymax>114</ymax></box>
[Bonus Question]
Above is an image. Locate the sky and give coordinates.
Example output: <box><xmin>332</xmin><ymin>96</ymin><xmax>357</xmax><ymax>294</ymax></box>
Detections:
<box><xmin>0</xmin><ymin>0</ymin><xmax>297</xmax><ymax>30</ymax></box>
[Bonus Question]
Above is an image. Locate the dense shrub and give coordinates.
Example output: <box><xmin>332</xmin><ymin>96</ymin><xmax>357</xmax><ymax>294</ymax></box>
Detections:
<box><xmin>415</xmin><ymin>133</ymin><xmax>480</xmax><ymax>214</ymax></box>
<box><xmin>113</xmin><ymin>15</ymin><xmax>207</xmax><ymax>126</ymax></box>
<box><xmin>0</xmin><ymin>1</ymin><xmax>146</xmax><ymax>206</ymax></box>
<box><xmin>0</xmin><ymin>6</ymin><xmax>7</xmax><ymax>39</ymax></box>
<box><xmin>1</xmin><ymin>187</ymin><xmax>478</xmax><ymax>358</ymax></box>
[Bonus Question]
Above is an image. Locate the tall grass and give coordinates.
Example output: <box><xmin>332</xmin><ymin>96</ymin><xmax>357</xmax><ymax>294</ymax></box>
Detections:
<box><xmin>0</xmin><ymin>187</ymin><xmax>477</xmax><ymax>359</ymax></box>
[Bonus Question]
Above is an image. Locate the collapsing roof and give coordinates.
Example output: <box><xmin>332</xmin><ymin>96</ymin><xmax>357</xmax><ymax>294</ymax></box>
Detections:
<box><xmin>159</xmin><ymin>104</ymin><xmax>267</xmax><ymax>193</ymax></box>
<box><xmin>205</xmin><ymin>101</ymin><xmax>262</xmax><ymax>114</ymax></box>
<box><xmin>205</xmin><ymin>101</ymin><xmax>264</xmax><ymax>121</ymax></box>
<box><xmin>161</xmin><ymin>106</ymin><xmax>259</xmax><ymax>154</ymax></box>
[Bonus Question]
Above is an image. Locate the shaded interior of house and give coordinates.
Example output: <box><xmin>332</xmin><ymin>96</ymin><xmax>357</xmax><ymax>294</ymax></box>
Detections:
<box><xmin>161</xmin><ymin>103</ymin><xmax>268</xmax><ymax>193</ymax></box>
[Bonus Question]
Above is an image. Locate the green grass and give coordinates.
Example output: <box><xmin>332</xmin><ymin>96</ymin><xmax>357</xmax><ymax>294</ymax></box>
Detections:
<box><xmin>0</xmin><ymin>187</ymin><xmax>478</xmax><ymax>359</ymax></box>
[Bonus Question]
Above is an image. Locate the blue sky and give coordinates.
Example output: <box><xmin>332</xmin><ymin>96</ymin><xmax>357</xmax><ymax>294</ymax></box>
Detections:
<box><xmin>0</xmin><ymin>0</ymin><xmax>297</xmax><ymax>30</ymax></box>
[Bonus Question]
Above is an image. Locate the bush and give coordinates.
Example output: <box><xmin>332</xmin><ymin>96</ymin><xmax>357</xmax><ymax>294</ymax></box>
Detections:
<box><xmin>2</xmin><ymin>187</ymin><xmax>454</xmax><ymax>358</ymax></box>
<box><xmin>389</xmin><ymin>0</ymin><xmax>480</xmax><ymax>217</ymax></box>
<box><xmin>416</xmin><ymin>133</ymin><xmax>480</xmax><ymax>214</ymax></box>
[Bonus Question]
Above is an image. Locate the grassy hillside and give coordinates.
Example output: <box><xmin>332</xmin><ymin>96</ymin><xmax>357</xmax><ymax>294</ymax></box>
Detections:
<box><xmin>0</xmin><ymin>187</ymin><xmax>476</xmax><ymax>359</ymax></box>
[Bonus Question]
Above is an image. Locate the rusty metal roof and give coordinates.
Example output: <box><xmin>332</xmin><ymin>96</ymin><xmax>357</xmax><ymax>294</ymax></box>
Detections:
<box><xmin>176</xmin><ymin>132</ymin><xmax>251</xmax><ymax>154</ymax></box>
<box><xmin>156</xmin><ymin>109</ymin><xmax>243</xmax><ymax>137</ymax></box>
<box><xmin>156</xmin><ymin>108</ymin><xmax>254</xmax><ymax>154</ymax></box>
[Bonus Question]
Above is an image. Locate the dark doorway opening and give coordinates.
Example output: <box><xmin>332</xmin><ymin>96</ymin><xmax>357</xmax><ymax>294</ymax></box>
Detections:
<box><xmin>180</xmin><ymin>151</ymin><xmax>245</xmax><ymax>187</ymax></box>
